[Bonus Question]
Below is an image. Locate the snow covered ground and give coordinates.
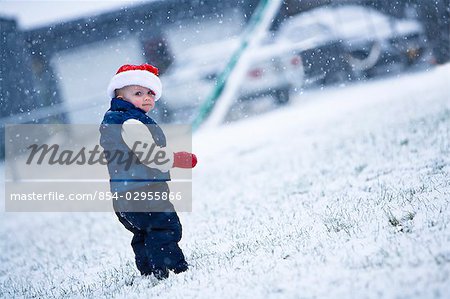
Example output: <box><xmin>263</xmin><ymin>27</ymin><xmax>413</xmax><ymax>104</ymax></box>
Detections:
<box><xmin>1</xmin><ymin>65</ymin><xmax>449</xmax><ymax>298</ymax></box>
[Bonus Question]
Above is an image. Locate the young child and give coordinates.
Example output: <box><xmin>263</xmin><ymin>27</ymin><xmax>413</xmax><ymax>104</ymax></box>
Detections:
<box><xmin>99</xmin><ymin>63</ymin><xmax>197</xmax><ymax>280</ymax></box>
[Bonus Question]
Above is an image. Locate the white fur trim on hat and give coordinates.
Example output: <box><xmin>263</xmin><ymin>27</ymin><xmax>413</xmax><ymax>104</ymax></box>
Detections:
<box><xmin>107</xmin><ymin>69</ymin><xmax>162</xmax><ymax>100</ymax></box>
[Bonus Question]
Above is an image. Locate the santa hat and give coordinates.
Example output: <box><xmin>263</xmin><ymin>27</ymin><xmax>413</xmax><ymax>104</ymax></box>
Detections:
<box><xmin>107</xmin><ymin>64</ymin><xmax>162</xmax><ymax>100</ymax></box>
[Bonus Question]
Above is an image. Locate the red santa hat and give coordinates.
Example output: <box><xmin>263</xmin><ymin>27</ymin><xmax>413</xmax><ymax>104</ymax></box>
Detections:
<box><xmin>107</xmin><ymin>63</ymin><xmax>162</xmax><ymax>100</ymax></box>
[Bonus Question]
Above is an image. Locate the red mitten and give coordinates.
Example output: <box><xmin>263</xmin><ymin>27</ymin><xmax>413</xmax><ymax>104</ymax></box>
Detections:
<box><xmin>173</xmin><ymin>152</ymin><xmax>197</xmax><ymax>168</ymax></box>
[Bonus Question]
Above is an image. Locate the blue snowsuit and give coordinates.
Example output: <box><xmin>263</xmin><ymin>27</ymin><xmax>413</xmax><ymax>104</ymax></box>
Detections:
<box><xmin>99</xmin><ymin>98</ymin><xmax>188</xmax><ymax>278</ymax></box>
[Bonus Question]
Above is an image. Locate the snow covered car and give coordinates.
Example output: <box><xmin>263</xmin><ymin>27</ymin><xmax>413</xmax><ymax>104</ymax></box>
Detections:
<box><xmin>157</xmin><ymin>37</ymin><xmax>304</xmax><ymax>123</ymax></box>
<box><xmin>276</xmin><ymin>5</ymin><xmax>431</xmax><ymax>86</ymax></box>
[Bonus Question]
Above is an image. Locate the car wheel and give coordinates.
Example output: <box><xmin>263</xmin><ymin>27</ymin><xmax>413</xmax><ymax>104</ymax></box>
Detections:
<box><xmin>347</xmin><ymin>41</ymin><xmax>382</xmax><ymax>72</ymax></box>
<box><xmin>274</xmin><ymin>88</ymin><xmax>290</xmax><ymax>105</ymax></box>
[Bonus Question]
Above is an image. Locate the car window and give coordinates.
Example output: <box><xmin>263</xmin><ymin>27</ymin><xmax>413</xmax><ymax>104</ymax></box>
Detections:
<box><xmin>166</xmin><ymin>38</ymin><xmax>240</xmax><ymax>73</ymax></box>
<box><xmin>332</xmin><ymin>6</ymin><xmax>392</xmax><ymax>39</ymax></box>
<box><xmin>284</xmin><ymin>23</ymin><xmax>331</xmax><ymax>42</ymax></box>
<box><xmin>278</xmin><ymin>5</ymin><xmax>397</xmax><ymax>43</ymax></box>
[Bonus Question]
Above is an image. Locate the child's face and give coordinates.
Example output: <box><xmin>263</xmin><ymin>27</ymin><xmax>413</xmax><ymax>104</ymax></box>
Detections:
<box><xmin>116</xmin><ymin>85</ymin><xmax>156</xmax><ymax>113</ymax></box>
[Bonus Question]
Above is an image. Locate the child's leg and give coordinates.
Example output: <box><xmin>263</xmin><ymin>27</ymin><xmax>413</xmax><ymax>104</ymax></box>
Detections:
<box><xmin>120</xmin><ymin>208</ymin><xmax>188</xmax><ymax>274</ymax></box>
<box><xmin>115</xmin><ymin>212</ymin><xmax>153</xmax><ymax>275</ymax></box>
<box><xmin>144</xmin><ymin>211</ymin><xmax>188</xmax><ymax>273</ymax></box>
<box><xmin>115</xmin><ymin>183</ymin><xmax>188</xmax><ymax>278</ymax></box>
